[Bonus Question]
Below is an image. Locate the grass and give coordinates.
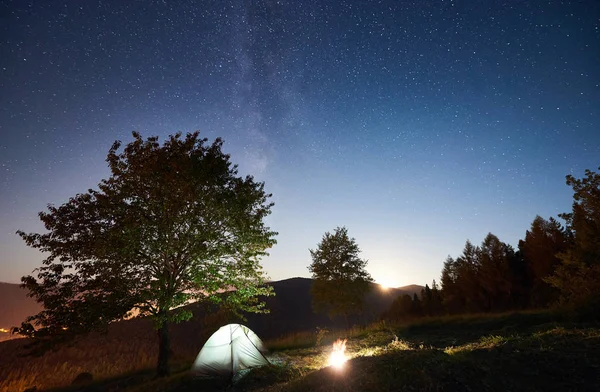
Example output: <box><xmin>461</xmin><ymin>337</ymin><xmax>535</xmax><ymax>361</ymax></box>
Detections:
<box><xmin>263</xmin><ymin>323</ymin><xmax>389</xmax><ymax>352</ymax></box>
<box><xmin>265</xmin><ymin>316</ymin><xmax>600</xmax><ymax>392</ymax></box>
<box><xmin>0</xmin><ymin>330</ymin><xmax>159</xmax><ymax>392</ymax></box>
<box><xmin>264</xmin><ymin>331</ymin><xmax>318</xmax><ymax>351</ymax></box>
<box><xmin>0</xmin><ymin>316</ymin><xmax>210</xmax><ymax>392</ymax></box>
<box><xmin>1</xmin><ymin>310</ymin><xmax>599</xmax><ymax>391</ymax></box>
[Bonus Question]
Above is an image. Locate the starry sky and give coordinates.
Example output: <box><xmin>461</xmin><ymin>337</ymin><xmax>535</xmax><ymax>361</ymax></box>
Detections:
<box><xmin>1</xmin><ymin>0</ymin><xmax>599</xmax><ymax>288</ymax></box>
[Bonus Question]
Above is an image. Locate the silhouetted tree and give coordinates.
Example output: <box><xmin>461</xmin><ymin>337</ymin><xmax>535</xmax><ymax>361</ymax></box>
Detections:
<box><xmin>383</xmin><ymin>294</ymin><xmax>413</xmax><ymax>322</ymax></box>
<box><xmin>411</xmin><ymin>293</ymin><xmax>423</xmax><ymax>317</ymax></box>
<box><xmin>308</xmin><ymin>226</ymin><xmax>373</xmax><ymax>325</ymax></box>
<box><xmin>456</xmin><ymin>240</ymin><xmax>482</xmax><ymax>312</ymax></box>
<box><xmin>507</xmin><ymin>248</ymin><xmax>530</xmax><ymax>310</ymax></box>
<box><xmin>421</xmin><ymin>284</ymin><xmax>432</xmax><ymax>314</ymax></box>
<box><xmin>430</xmin><ymin>280</ymin><xmax>444</xmax><ymax>316</ymax></box>
<box><xmin>440</xmin><ymin>241</ymin><xmax>483</xmax><ymax>313</ymax></box>
<box><xmin>519</xmin><ymin>215</ymin><xmax>570</xmax><ymax>307</ymax></box>
<box><xmin>440</xmin><ymin>256</ymin><xmax>462</xmax><ymax>313</ymax></box>
<box><xmin>442</xmin><ymin>235</ymin><xmax>527</xmax><ymax>314</ymax></box>
<box><xmin>17</xmin><ymin>132</ymin><xmax>277</xmax><ymax>376</ymax></box>
<box><xmin>478</xmin><ymin>233</ymin><xmax>515</xmax><ymax>312</ymax></box>
<box><xmin>545</xmin><ymin>167</ymin><xmax>600</xmax><ymax>314</ymax></box>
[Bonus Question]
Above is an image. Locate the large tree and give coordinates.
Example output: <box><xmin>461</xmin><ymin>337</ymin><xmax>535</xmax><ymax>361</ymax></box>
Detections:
<box><xmin>17</xmin><ymin>132</ymin><xmax>277</xmax><ymax>376</ymax></box>
<box><xmin>440</xmin><ymin>241</ymin><xmax>481</xmax><ymax>314</ymax></box>
<box><xmin>545</xmin><ymin>167</ymin><xmax>600</xmax><ymax>313</ymax></box>
<box><xmin>518</xmin><ymin>215</ymin><xmax>570</xmax><ymax>307</ymax></box>
<box><xmin>478</xmin><ymin>233</ymin><xmax>516</xmax><ymax>312</ymax></box>
<box><xmin>308</xmin><ymin>226</ymin><xmax>373</xmax><ymax>325</ymax></box>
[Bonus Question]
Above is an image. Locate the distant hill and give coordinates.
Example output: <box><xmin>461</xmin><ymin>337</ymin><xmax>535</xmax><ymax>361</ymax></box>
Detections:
<box><xmin>214</xmin><ymin>277</ymin><xmax>423</xmax><ymax>340</ymax></box>
<box><xmin>0</xmin><ymin>277</ymin><xmax>422</xmax><ymax>344</ymax></box>
<box><xmin>0</xmin><ymin>282</ymin><xmax>42</xmax><ymax>341</ymax></box>
<box><xmin>165</xmin><ymin>277</ymin><xmax>423</xmax><ymax>356</ymax></box>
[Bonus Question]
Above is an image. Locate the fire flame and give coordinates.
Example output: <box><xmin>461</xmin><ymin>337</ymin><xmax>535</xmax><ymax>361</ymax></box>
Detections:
<box><xmin>329</xmin><ymin>338</ymin><xmax>347</xmax><ymax>369</ymax></box>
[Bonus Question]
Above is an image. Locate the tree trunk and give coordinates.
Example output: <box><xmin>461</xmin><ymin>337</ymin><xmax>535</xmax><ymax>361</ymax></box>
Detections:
<box><xmin>156</xmin><ymin>318</ymin><xmax>171</xmax><ymax>377</ymax></box>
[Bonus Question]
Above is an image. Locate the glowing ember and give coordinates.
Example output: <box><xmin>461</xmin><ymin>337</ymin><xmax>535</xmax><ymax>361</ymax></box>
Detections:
<box><xmin>329</xmin><ymin>338</ymin><xmax>347</xmax><ymax>369</ymax></box>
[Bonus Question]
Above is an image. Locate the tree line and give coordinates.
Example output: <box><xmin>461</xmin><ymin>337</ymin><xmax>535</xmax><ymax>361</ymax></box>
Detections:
<box><xmin>383</xmin><ymin>168</ymin><xmax>600</xmax><ymax>322</ymax></box>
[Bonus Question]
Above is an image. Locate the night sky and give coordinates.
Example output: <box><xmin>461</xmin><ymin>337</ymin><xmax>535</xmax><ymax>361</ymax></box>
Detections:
<box><xmin>1</xmin><ymin>0</ymin><xmax>599</xmax><ymax>287</ymax></box>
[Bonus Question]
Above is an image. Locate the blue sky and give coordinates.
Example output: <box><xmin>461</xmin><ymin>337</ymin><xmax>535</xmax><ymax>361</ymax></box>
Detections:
<box><xmin>1</xmin><ymin>0</ymin><xmax>599</xmax><ymax>287</ymax></box>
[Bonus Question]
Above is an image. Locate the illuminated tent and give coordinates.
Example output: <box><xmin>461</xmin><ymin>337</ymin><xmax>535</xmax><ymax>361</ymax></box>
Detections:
<box><xmin>191</xmin><ymin>324</ymin><xmax>269</xmax><ymax>376</ymax></box>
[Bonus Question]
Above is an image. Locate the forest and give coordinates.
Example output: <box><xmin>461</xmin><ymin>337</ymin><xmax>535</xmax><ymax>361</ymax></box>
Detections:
<box><xmin>382</xmin><ymin>168</ymin><xmax>600</xmax><ymax>323</ymax></box>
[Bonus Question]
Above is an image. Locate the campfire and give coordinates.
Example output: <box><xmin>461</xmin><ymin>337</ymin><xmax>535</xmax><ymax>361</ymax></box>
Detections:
<box><xmin>328</xmin><ymin>338</ymin><xmax>347</xmax><ymax>369</ymax></box>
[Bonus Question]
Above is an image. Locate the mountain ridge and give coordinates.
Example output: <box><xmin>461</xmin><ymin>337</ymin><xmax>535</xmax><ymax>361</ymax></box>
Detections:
<box><xmin>0</xmin><ymin>278</ymin><xmax>424</xmax><ymax>342</ymax></box>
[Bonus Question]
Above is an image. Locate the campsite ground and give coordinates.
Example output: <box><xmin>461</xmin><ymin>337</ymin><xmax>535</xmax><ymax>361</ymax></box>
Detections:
<box><xmin>8</xmin><ymin>310</ymin><xmax>598</xmax><ymax>392</ymax></box>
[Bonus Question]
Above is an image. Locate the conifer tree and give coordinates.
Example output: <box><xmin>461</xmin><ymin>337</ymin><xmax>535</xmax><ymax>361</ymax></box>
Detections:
<box><xmin>545</xmin><ymin>168</ymin><xmax>600</xmax><ymax>314</ymax></box>
<box><xmin>519</xmin><ymin>216</ymin><xmax>569</xmax><ymax>307</ymax></box>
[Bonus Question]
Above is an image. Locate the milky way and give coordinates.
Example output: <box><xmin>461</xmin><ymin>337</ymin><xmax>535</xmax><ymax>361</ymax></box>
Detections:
<box><xmin>1</xmin><ymin>0</ymin><xmax>599</xmax><ymax>286</ymax></box>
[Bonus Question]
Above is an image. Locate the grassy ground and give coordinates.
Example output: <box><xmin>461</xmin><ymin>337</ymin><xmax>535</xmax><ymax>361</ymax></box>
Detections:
<box><xmin>3</xmin><ymin>311</ymin><xmax>600</xmax><ymax>392</ymax></box>
<box><xmin>272</xmin><ymin>325</ymin><xmax>600</xmax><ymax>391</ymax></box>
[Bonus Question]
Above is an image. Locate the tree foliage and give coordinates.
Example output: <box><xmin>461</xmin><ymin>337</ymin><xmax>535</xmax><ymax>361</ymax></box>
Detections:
<box><xmin>545</xmin><ymin>167</ymin><xmax>600</xmax><ymax>314</ymax></box>
<box><xmin>383</xmin><ymin>294</ymin><xmax>414</xmax><ymax>321</ymax></box>
<box><xmin>308</xmin><ymin>226</ymin><xmax>373</xmax><ymax>322</ymax></box>
<box><xmin>478</xmin><ymin>233</ymin><xmax>517</xmax><ymax>311</ymax></box>
<box><xmin>518</xmin><ymin>216</ymin><xmax>570</xmax><ymax>307</ymax></box>
<box><xmin>17</xmin><ymin>131</ymin><xmax>277</xmax><ymax>375</ymax></box>
<box><xmin>420</xmin><ymin>281</ymin><xmax>443</xmax><ymax>316</ymax></box>
<box><xmin>439</xmin><ymin>234</ymin><xmax>524</xmax><ymax>314</ymax></box>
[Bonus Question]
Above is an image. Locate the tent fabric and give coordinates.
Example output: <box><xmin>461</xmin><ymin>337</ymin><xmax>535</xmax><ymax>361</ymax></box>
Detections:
<box><xmin>191</xmin><ymin>324</ymin><xmax>269</xmax><ymax>376</ymax></box>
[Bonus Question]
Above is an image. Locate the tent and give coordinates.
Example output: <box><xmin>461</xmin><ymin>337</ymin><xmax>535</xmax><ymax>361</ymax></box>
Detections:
<box><xmin>191</xmin><ymin>324</ymin><xmax>269</xmax><ymax>376</ymax></box>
